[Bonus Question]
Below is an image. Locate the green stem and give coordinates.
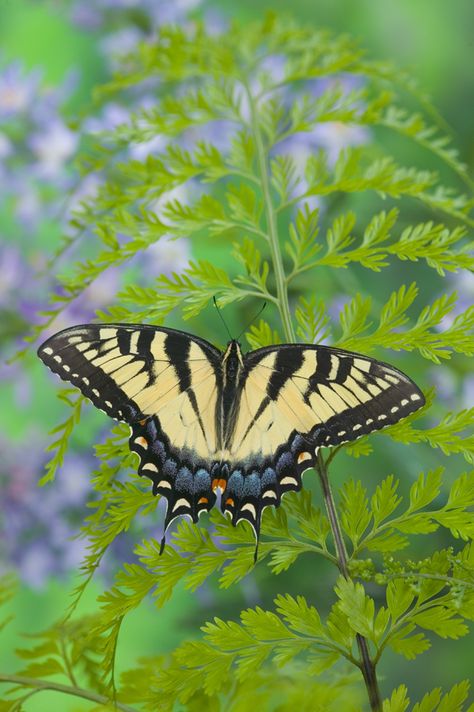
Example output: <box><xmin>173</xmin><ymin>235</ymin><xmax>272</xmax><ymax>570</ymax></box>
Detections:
<box><xmin>316</xmin><ymin>451</ymin><xmax>382</xmax><ymax>712</ymax></box>
<box><xmin>244</xmin><ymin>75</ymin><xmax>381</xmax><ymax>711</ymax></box>
<box><xmin>0</xmin><ymin>675</ymin><xmax>137</xmax><ymax>712</ymax></box>
<box><xmin>244</xmin><ymin>80</ymin><xmax>296</xmax><ymax>343</ymax></box>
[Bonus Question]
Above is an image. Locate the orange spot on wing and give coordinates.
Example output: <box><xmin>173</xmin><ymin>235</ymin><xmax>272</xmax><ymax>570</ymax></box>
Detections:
<box><xmin>212</xmin><ymin>478</ymin><xmax>227</xmax><ymax>493</ymax></box>
<box><xmin>198</xmin><ymin>497</ymin><xmax>209</xmax><ymax>505</ymax></box>
<box><xmin>225</xmin><ymin>497</ymin><xmax>235</xmax><ymax>508</ymax></box>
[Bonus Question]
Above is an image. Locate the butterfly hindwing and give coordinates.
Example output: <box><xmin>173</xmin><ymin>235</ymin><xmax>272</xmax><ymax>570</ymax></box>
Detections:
<box><xmin>129</xmin><ymin>416</ymin><xmax>217</xmax><ymax>528</ymax></box>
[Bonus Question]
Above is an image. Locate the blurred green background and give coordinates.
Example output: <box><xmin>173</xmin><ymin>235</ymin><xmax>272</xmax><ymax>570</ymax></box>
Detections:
<box><xmin>0</xmin><ymin>0</ymin><xmax>472</xmax><ymax>709</ymax></box>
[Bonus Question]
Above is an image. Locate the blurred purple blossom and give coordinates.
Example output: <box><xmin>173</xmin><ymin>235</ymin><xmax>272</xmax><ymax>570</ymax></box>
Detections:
<box><xmin>140</xmin><ymin>236</ymin><xmax>191</xmax><ymax>279</ymax></box>
<box><xmin>277</xmin><ymin>73</ymin><xmax>370</xmax><ymax>170</ymax></box>
<box><xmin>29</xmin><ymin>119</ymin><xmax>79</xmax><ymax>179</ymax></box>
<box><xmin>305</xmin><ymin>121</ymin><xmax>370</xmax><ymax>166</ymax></box>
<box><xmin>14</xmin><ymin>186</ymin><xmax>43</xmax><ymax>228</ymax></box>
<box><xmin>0</xmin><ymin>60</ymin><xmax>79</xmax><ymax>232</ymax></box>
<box><xmin>100</xmin><ymin>27</ymin><xmax>144</xmax><ymax>69</ymax></box>
<box><xmin>442</xmin><ymin>270</ymin><xmax>474</xmax><ymax>324</ymax></box>
<box><xmin>69</xmin><ymin>4</ymin><xmax>103</xmax><ymax>30</ymax></box>
<box><xmin>0</xmin><ymin>61</ymin><xmax>41</xmax><ymax>118</ymax></box>
<box><xmin>83</xmin><ymin>102</ymin><xmax>132</xmax><ymax>134</ymax></box>
<box><xmin>0</xmin><ymin>244</ymin><xmax>42</xmax><ymax>323</ymax></box>
<box><xmin>0</xmin><ymin>430</ymin><xmax>161</xmax><ymax>587</ymax></box>
<box><xmin>0</xmin><ymin>131</ymin><xmax>12</xmax><ymax>159</ymax></box>
<box><xmin>277</xmin><ymin>112</ymin><xmax>370</xmax><ymax>172</ymax></box>
<box><xmin>71</xmin><ymin>0</ymin><xmax>203</xmax><ymax>35</ymax></box>
<box><xmin>66</xmin><ymin>172</ymin><xmax>102</xmax><ymax>217</ymax></box>
<box><xmin>0</xmin><ymin>0</ymin><xmax>210</xmax><ymax>591</ymax></box>
<box><xmin>0</xmin><ymin>440</ymin><xmax>92</xmax><ymax>588</ymax></box>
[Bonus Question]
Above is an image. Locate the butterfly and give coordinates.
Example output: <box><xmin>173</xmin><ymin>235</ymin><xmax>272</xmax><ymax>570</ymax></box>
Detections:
<box><xmin>38</xmin><ymin>323</ymin><xmax>425</xmax><ymax>556</ymax></box>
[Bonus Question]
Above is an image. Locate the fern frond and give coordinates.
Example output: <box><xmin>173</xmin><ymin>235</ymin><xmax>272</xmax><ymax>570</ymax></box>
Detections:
<box><xmin>40</xmin><ymin>391</ymin><xmax>84</xmax><ymax>485</ymax></box>
<box><xmin>337</xmin><ymin>286</ymin><xmax>474</xmax><ymax>362</ymax></box>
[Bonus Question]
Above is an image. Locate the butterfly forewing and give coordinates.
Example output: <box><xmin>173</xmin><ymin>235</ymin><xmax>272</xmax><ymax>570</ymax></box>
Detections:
<box><xmin>38</xmin><ymin>323</ymin><xmax>220</xmax><ymax>422</ymax></box>
<box><xmin>242</xmin><ymin>344</ymin><xmax>425</xmax><ymax>448</ymax></box>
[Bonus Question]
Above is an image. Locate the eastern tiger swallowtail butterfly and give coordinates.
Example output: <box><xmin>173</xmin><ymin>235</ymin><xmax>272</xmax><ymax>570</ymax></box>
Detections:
<box><xmin>38</xmin><ymin>324</ymin><xmax>425</xmax><ymax>556</ymax></box>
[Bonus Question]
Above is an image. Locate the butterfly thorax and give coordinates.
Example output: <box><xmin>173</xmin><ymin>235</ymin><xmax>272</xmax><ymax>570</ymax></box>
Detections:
<box><xmin>219</xmin><ymin>340</ymin><xmax>245</xmax><ymax>448</ymax></box>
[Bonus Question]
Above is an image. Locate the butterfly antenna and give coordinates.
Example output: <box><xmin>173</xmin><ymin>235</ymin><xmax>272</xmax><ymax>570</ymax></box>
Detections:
<box><xmin>213</xmin><ymin>296</ymin><xmax>233</xmax><ymax>340</ymax></box>
<box><xmin>237</xmin><ymin>301</ymin><xmax>267</xmax><ymax>341</ymax></box>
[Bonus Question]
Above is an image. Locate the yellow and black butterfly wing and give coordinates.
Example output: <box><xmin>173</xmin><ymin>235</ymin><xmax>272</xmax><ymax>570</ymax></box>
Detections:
<box><xmin>220</xmin><ymin>343</ymin><xmax>425</xmax><ymax>534</ymax></box>
<box><xmin>38</xmin><ymin>326</ymin><xmax>425</xmax><ymax>552</ymax></box>
<box><xmin>38</xmin><ymin>324</ymin><xmax>223</xmax><ymax>526</ymax></box>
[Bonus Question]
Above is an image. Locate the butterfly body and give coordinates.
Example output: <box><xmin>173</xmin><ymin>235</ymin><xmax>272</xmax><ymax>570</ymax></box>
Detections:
<box><xmin>38</xmin><ymin>323</ymin><xmax>425</xmax><ymax>545</ymax></box>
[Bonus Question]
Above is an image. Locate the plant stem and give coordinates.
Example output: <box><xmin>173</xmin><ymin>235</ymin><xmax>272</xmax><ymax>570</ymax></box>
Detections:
<box><xmin>246</xmin><ymin>74</ymin><xmax>381</xmax><ymax>711</ymax></box>
<box><xmin>0</xmin><ymin>675</ymin><xmax>137</xmax><ymax>712</ymax></box>
<box><xmin>316</xmin><ymin>451</ymin><xmax>382</xmax><ymax>712</ymax></box>
<box><xmin>244</xmin><ymin>80</ymin><xmax>296</xmax><ymax>343</ymax></box>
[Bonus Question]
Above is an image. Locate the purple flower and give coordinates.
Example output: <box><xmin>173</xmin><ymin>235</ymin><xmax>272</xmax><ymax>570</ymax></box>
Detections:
<box><xmin>45</xmin><ymin>268</ymin><xmax>121</xmax><ymax>336</ymax></box>
<box><xmin>14</xmin><ymin>186</ymin><xmax>42</xmax><ymax>228</ymax></box>
<box><xmin>29</xmin><ymin>119</ymin><xmax>79</xmax><ymax>179</ymax></box>
<box><xmin>128</xmin><ymin>133</ymin><xmax>166</xmax><ymax>161</ymax></box>
<box><xmin>277</xmin><ymin>118</ymin><xmax>370</xmax><ymax>171</ymax></box>
<box><xmin>276</xmin><ymin>73</ymin><xmax>371</xmax><ymax>168</ymax></box>
<box><xmin>70</xmin><ymin>0</ymin><xmax>204</xmax><ymax>35</ymax></box>
<box><xmin>83</xmin><ymin>102</ymin><xmax>131</xmax><ymax>134</ymax></box>
<box><xmin>0</xmin><ymin>61</ymin><xmax>41</xmax><ymax>118</ymax></box>
<box><xmin>0</xmin><ymin>244</ymin><xmax>42</xmax><ymax>324</ymax></box>
<box><xmin>0</xmin><ymin>131</ymin><xmax>12</xmax><ymax>158</ymax></box>
<box><xmin>462</xmin><ymin>376</ymin><xmax>474</xmax><ymax>410</ymax></box>
<box><xmin>149</xmin><ymin>0</ymin><xmax>202</xmax><ymax>26</ymax></box>
<box><xmin>100</xmin><ymin>27</ymin><xmax>143</xmax><ymax>67</ymax></box>
<box><xmin>140</xmin><ymin>235</ymin><xmax>191</xmax><ymax>279</ymax></box>
<box><xmin>306</xmin><ymin>121</ymin><xmax>370</xmax><ymax>166</ymax></box>
<box><xmin>0</xmin><ymin>439</ymin><xmax>92</xmax><ymax>588</ymax></box>
<box><xmin>69</xmin><ymin>4</ymin><xmax>103</xmax><ymax>30</ymax></box>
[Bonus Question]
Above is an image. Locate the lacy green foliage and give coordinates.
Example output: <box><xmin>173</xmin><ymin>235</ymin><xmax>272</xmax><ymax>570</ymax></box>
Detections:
<box><xmin>7</xmin><ymin>13</ymin><xmax>473</xmax><ymax>712</ymax></box>
<box><xmin>6</xmin><ymin>468</ymin><xmax>469</xmax><ymax>708</ymax></box>
<box><xmin>383</xmin><ymin>681</ymin><xmax>473</xmax><ymax>712</ymax></box>
<box><xmin>336</xmin><ymin>284</ymin><xmax>474</xmax><ymax>362</ymax></box>
<box><xmin>17</xmin><ymin>16</ymin><xmax>472</xmax><ymax>352</ymax></box>
<box><xmin>67</xmin><ymin>425</ymin><xmax>159</xmax><ymax>618</ymax></box>
<box><xmin>288</xmin><ymin>208</ymin><xmax>474</xmax><ymax>276</ymax></box>
<box><xmin>39</xmin><ymin>390</ymin><xmax>83</xmax><ymax>485</ymax></box>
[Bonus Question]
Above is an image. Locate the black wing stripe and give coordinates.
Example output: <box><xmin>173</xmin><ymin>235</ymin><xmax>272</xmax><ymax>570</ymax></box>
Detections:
<box><xmin>117</xmin><ymin>329</ymin><xmax>132</xmax><ymax>355</ymax></box>
<box><xmin>334</xmin><ymin>356</ymin><xmax>352</xmax><ymax>384</ymax></box>
<box><xmin>266</xmin><ymin>348</ymin><xmax>305</xmax><ymax>401</ymax></box>
<box><xmin>136</xmin><ymin>328</ymin><xmax>154</xmax><ymax>356</ymax></box>
<box><xmin>314</xmin><ymin>348</ymin><xmax>332</xmax><ymax>380</ymax></box>
<box><xmin>165</xmin><ymin>332</ymin><xmax>191</xmax><ymax>391</ymax></box>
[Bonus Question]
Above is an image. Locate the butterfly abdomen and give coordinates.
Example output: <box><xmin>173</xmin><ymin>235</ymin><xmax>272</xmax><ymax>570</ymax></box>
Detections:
<box><xmin>219</xmin><ymin>340</ymin><xmax>245</xmax><ymax>448</ymax></box>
